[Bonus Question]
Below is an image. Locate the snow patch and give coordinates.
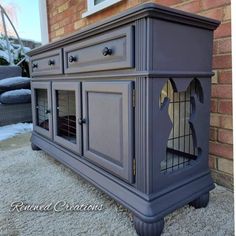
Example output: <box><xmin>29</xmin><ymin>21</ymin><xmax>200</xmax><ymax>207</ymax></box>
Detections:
<box><xmin>0</xmin><ymin>123</ymin><xmax>32</xmax><ymax>141</ymax></box>
<box><xmin>0</xmin><ymin>76</ymin><xmax>30</xmax><ymax>87</ymax></box>
<box><xmin>2</xmin><ymin>89</ymin><xmax>31</xmax><ymax>96</ymax></box>
<box><xmin>0</xmin><ymin>50</ymin><xmax>10</xmax><ymax>61</ymax></box>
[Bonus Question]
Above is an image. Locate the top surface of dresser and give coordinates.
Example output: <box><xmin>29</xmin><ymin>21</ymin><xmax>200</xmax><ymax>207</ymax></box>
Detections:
<box><xmin>29</xmin><ymin>3</ymin><xmax>220</xmax><ymax>77</ymax></box>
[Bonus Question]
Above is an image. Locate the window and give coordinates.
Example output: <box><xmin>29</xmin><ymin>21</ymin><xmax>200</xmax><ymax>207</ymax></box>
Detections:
<box><xmin>82</xmin><ymin>0</ymin><xmax>122</xmax><ymax>17</ymax></box>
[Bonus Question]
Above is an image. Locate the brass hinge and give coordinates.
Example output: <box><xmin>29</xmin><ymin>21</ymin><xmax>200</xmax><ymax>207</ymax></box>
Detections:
<box><xmin>133</xmin><ymin>159</ymin><xmax>136</xmax><ymax>176</ymax></box>
<box><xmin>132</xmin><ymin>89</ymin><xmax>136</xmax><ymax>107</ymax></box>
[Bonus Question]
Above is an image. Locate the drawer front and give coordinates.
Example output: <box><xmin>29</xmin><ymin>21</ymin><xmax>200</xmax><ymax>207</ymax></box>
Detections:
<box><xmin>64</xmin><ymin>26</ymin><xmax>134</xmax><ymax>73</ymax></box>
<box><xmin>30</xmin><ymin>49</ymin><xmax>63</xmax><ymax>76</ymax></box>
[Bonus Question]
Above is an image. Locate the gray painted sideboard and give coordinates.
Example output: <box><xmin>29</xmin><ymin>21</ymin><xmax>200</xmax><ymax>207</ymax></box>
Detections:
<box><xmin>29</xmin><ymin>3</ymin><xmax>220</xmax><ymax>235</ymax></box>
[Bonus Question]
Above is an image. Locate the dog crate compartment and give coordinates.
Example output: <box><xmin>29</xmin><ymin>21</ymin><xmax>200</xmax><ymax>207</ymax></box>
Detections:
<box><xmin>31</xmin><ymin>82</ymin><xmax>52</xmax><ymax>139</ymax></box>
<box><xmin>52</xmin><ymin>82</ymin><xmax>82</xmax><ymax>155</ymax></box>
<box><xmin>160</xmin><ymin>79</ymin><xmax>201</xmax><ymax>173</ymax></box>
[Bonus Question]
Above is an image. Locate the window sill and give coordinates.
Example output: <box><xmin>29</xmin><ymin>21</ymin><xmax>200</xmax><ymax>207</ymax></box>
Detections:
<box><xmin>82</xmin><ymin>0</ymin><xmax>122</xmax><ymax>18</ymax></box>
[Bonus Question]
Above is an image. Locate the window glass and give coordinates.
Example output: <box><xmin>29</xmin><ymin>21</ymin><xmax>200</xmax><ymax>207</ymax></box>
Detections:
<box><xmin>94</xmin><ymin>0</ymin><xmax>106</xmax><ymax>5</ymax></box>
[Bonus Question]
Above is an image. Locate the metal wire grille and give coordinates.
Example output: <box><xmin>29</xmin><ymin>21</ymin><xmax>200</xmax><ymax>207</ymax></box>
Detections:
<box><xmin>160</xmin><ymin>80</ymin><xmax>199</xmax><ymax>173</ymax></box>
<box><xmin>36</xmin><ymin>89</ymin><xmax>49</xmax><ymax>130</ymax></box>
<box><xmin>56</xmin><ymin>90</ymin><xmax>76</xmax><ymax>143</ymax></box>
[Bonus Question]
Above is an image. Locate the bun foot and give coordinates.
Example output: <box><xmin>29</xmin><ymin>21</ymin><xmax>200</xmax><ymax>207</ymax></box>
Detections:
<box><xmin>133</xmin><ymin>215</ymin><xmax>164</xmax><ymax>236</ymax></box>
<box><xmin>31</xmin><ymin>143</ymin><xmax>41</xmax><ymax>151</ymax></box>
<box><xmin>189</xmin><ymin>192</ymin><xmax>209</xmax><ymax>209</ymax></box>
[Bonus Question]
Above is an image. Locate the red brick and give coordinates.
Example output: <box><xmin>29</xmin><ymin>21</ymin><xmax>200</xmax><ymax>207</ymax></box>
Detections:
<box><xmin>200</xmin><ymin>7</ymin><xmax>224</xmax><ymax>21</ymax></box>
<box><xmin>211</xmin><ymin>84</ymin><xmax>232</xmax><ymax>98</ymax></box>
<box><xmin>50</xmin><ymin>23</ymin><xmax>60</xmax><ymax>31</ymax></box>
<box><xmin>218</xmin><ymin>129</ymin><xmax>233</xmax><ymax>144</ymax></box>
<box><xmin>213</xmin><ymin>41</ymin><xmax>218</xmax><ymax>55</ymax></box>
<box><xmin>217</xmin><ymin>38</ymin><xmax>231</xmax><ymax>54</ymax></box>
<box><xmin>201</xmin><ymin>0</ymin><xmax>231</xmax><ymax>10</ymax></box>
<box><xmin>64</xmin><ymin>23</ymin><xmax>75</xmax><ymax>34</ymax></box>
<box><xmin>218</xmin><ymin>99</ymin><xmax>232</xmax><ymax>114</ymax></box>
<box><xmin>176</xmin><ymin>1</ymin><xmax>201</xmax><ymax>13</ymax></box>
<box><xmin>209</xmin><ymin>155</ymin><xmax>217</xmax><ymax>169</ymax></box>
<box><xmin>55</xmin><ymin>0</ymin><xmax>65</xmax><ymax>6</ymax></box>
<box><xmin>209</xmin><ymin>142</ymin><xmax>233</xmax><ymax>159</ymax></box>
<box><xmin>223</xmin><ymin>5</ymin><xmax>231</xmax><ymax>21</ymax></box>
<box><xmin>210</xmin><ymin>113</ymin><xmax>220</xmax><ymax>127</ymax></box>
<box><xmin>50</xmin><ymin>31</ymin><xmax>56</xmax><ymax>39</ymax></box>
<box><xmin>58</xmin><ymin>17</ymin><xmax>71</xmax><ymax>27</ymax></box>
<box><xmin>214</xmin><ymin>22</ymin><xmax>231</xmax><ymax>39</ymax></box>
<box><xmin>68</xmin><ymin>0</ymin><xmax>78</xmax><ymax>7</ymax></box>
<box><xmin>49</xmin><ymin>15</ymin><xmax>59</xmax><ymax>25</ymax></box>
<box><xmin>151</xmin><ymin>0</ymin><xmax>181</xmax><ymax>6</ymax></box>
<box><xmin>219</xmin><ymin>70</ymin><xmax>232</xmax><ymax>84</ymax></box>
<box><xmin>212</xmin><ymin>54</ymin><xmax>232</xmax><ymax>69</ymax></box>
<box><xmin>211</xmin><ymin>99</ymin><xmax>218</xmax><ymax>112</ymax></box>
<box><xmin>209</xmin><ymin>127</ymin><xmax>218</xmax><ymax>141</ymax></box>
<box><xmin>54</xmin><ymin>12</ymin><xmax>68</xmax><ymax>22</ymax></box>
<box><xmin>219</xmin><ymin>115</ymin><xmax>233</xmax><ymax>129</ymax></box>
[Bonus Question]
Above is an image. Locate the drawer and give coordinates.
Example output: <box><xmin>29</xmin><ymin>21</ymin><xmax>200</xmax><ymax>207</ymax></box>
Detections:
<box><xmin>64</xmin><ymin>26</ymin><xmax>134</xmax><ymax>73</ymax></box>
<box><xmin>30</xmin><ymin>49</ymin><xmax>63</xmax><ymax>76</ymax></box>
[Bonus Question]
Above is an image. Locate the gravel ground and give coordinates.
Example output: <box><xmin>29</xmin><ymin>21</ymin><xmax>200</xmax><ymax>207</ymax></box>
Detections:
<box><xmin>0</xmin><ymin>133</ymin><xmax>234</xmax><ymax>236</ymax></box>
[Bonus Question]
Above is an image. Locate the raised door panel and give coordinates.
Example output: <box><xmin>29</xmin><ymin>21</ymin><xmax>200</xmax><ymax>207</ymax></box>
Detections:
<box><xmin>82</xmin><ymin>81</ymin><xmax>134</xmax><ymax>183</ymax></box>
<box><xmin>52</xmin><ymin>82</ymin><xmax>82</xmax><ymax>155</ymax></box>
<box><xmin>31</xmin><ymin>82</ymin><xmax>52</xmax><ymax>139</ymax></box>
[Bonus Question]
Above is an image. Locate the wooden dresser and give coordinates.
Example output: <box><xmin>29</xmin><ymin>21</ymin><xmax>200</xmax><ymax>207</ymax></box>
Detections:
<box><xmin>29</xmin><ymin>3</ymin><xmax>220</xmax><ymax>235</ymax></box>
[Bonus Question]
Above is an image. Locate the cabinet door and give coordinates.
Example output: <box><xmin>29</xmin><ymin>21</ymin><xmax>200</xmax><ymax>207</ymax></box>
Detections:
<box><xmin>31</xmin><ymin>82</ymin><xmax>52</xmax><ymax>139</ymax></box>
<box><xmin>82</xmin><ymin>81</ymin><xmax>134</xmax><ymax>183</ymax></box>
<box><xmin>52</xmin><ymin>82</ymin><xmax>82</xmax><ymax>155</ymax></box>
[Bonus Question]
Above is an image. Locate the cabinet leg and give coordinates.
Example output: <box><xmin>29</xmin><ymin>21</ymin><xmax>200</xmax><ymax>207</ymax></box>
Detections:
<box><xmin>189</xmin><ymin>192</ymin><xmax>209</xmax><ymax>209</ymax></box>
<box><xmin>31</xmin><ymin>143</ymin><xmax>41</xmax><ymax>151</ymax></box>
<box><xmin>133</xmin><ymin>215</ymin><xmax>164</xmax><ymax>236</ymax></box>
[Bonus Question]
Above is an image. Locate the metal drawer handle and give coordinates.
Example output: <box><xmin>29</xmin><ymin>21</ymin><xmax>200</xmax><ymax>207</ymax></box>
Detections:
<box><xmin>68</xmin><ymin>55</ymin><xmax>77</xmax><ymax>63</ymax></box>
<box><xmin>32</xmin><ymin>63</ymin><xmax>38</xmax><ymax>69</ymax></box>
<box><xmin>45</xmin><ymin>109</ymin><xmax>51</xmax><ymax>114</ymax></box>
<box><xmin>102</xmin><ymin>47</ymin><xmax>112</xmax><ymax>56</ymax></box>
<box><xmin>48</xmin><ymin>59</ymin><xmax>55</xmax><ymax>66</ymax></box>
<box><xmin>78</xmin><ymin>118</ymin><xmax>86</xmax><ymax>125</ymax></box>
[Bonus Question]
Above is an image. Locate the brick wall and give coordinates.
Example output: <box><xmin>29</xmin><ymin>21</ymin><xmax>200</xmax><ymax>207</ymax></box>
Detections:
<box><xmin>46</xmin><ymin>0</ymin><xmax>233</xmax><ymax>189</ymax></box>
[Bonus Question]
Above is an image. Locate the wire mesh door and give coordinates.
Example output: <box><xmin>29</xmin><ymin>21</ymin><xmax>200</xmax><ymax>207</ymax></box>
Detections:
<box><xmin>56</xmin><ymin>90</ymin><xmax>76</xmax><ymax>143</ymax></box>
<box><xmin>160</xmin><ymin>80</ymin><xmax>201</xmax><ymax>174</ymax></box>
<box><xmin>31</xmin><ymin>82</ymin><xmax>52</xmax><ymax>139</ymax></box>
<box><xmin>52</xmin><ymin>82</ymin><xmax>82</xmax><ymax>154</ymax></box>
<box><xmin>36</xmin><ymin>89</ymin><xmax>50</xmax><ymax>130</ymax></box>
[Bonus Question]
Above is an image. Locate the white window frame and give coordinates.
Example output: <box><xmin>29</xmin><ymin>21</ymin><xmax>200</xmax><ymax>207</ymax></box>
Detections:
<box><xmin>82</xmin><ymin>0</ymin><xmax>122</xmax><ymax>18</ymax></box>
<box><xmin>38</xmin><ymin>0</ymin><xmax>49</xmax><ymax>44</ymax></box>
